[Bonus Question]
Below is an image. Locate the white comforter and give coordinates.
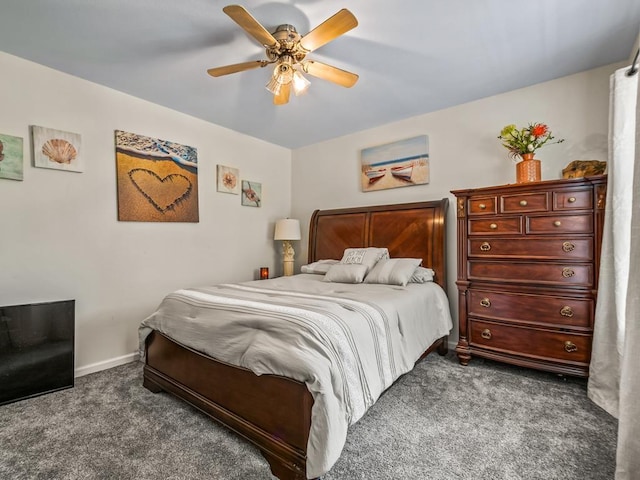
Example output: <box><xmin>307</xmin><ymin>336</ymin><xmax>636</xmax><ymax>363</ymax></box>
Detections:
<box><xmin>139</xmin><ymin>273</ymin><xmax>452</xmax><ymax>478</ymax></box>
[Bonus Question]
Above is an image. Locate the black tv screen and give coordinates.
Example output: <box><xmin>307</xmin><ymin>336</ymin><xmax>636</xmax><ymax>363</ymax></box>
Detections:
<box><xmin>0</xmin><ymin>299</ymin><xmax>75</xmax><ymax>406</ymax></box>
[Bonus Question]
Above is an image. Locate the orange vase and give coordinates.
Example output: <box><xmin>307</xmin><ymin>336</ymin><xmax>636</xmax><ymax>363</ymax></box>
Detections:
<box><xmin>516</xmin><ymin>153</ymin><xmax>541</xmax><ymax>183</ymax></box>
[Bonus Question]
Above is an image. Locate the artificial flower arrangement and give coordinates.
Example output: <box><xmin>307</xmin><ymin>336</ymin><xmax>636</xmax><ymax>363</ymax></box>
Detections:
<box><xmin>498</xmin><ymin>123</ymin><xmax>564</xmax><ymax>160</ymax></box>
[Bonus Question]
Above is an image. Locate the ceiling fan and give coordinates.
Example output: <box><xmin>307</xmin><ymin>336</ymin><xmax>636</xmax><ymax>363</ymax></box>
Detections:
<box><xmin>207</xmin><ymin>5</ymin><xmax>359</xmax><ymax>105</ymax></box>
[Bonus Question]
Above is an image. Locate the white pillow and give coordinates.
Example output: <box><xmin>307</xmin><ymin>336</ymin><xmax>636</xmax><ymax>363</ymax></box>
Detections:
<box><xmin>339</xmin><ymin>247</ymin><xmax>389</xmax><ymax>274</ymax></box>
<box><xmin>301</xmin><ymin>259</ymin><xmax>340</xmax><ymax>274</ymax></box>
<box><xmin>323</xmin><ymin>264</ymin><xmax>369</xmax><ymax>283</ymax></box>
<box><xmin>364</xmin><ymin>258</ymin><xmax>422</xmax><ymax>286</ymax></box>
<box><xmin>409</xmin><ymin>266</ymin><xmax>435</xmax><ymax>283</ymax></box>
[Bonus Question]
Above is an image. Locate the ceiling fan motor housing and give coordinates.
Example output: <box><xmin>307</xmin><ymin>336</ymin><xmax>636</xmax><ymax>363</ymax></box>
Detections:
<box><xmin>267</xmin><ymin>24</ymin><xmax>307</xmax><ymax>63</ymax></box>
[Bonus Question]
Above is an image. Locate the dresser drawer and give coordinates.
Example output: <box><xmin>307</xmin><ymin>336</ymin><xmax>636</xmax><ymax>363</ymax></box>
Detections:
<box><xmin>501</xmin><ymin>192</ymin><xmax>548</xmax><ymax>213</ymax></box>
<box><xmin>468</xmin><ymin>196</ymin><xmax>497</xmax><ymax>215</ymax></box>
<box><xmin>468</xmin><ymin>216</ymin><xmax>521</xmax><ymax>235</ymax></box>
<box><xmin>469</xmin><ymin>320</ymin><xmax>591</xmax><ymax>364</ymax></box>
<box><xmin>468</xmin><ymin>289</ymin><xmax>593</xmax><ymax>328</ymax></box>
<box><xmin>553</xmin><ymin>189</ymin><xmax>593</xmax><ymax>211</ymax></box>
<box><xmin>526</xmin><ymin>214</ymin><xmax>593</xmax><ymax>235</ymax></box>
<box><xmin>468</xmin><ymin>261</ymin><xmax>593</xmax><ymax>286</ymax></box>
<box><xmin>468</xmin><ymin>237</ymin><xmax>593</xmax><ymax>260</ymax></box>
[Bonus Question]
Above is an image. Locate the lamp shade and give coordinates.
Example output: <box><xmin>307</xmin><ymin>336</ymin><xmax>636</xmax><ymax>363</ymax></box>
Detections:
<box><xmin>274</xmin><ymin>219</ymin><xmax>301</xmax><ymax>241</ymax></box>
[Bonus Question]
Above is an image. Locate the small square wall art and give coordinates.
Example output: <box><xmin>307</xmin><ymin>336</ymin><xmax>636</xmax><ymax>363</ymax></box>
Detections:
<box><xmin>217</xmin><ymin>165</ymin><xmax>240</xmax><ymax>194</ymax></box>
<box><xmin>31</xmin><ymin>126</ymin><xmax>83</xmax><ymax>172</ymax></box>
<box><xmin>241</xmin><ymin>180</ymin><xmax>261</xmax><ymax>207</ymax></box>
<box><xmin>0</xmin><ymin>133</ymin><xmax>24</xmax><ymax>181</ymax></box>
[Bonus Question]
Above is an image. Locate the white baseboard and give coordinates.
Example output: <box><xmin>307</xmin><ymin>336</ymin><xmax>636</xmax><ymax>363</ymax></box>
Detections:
<box><xmin>75</xmin><ymin>352</ymin><xmax>139</xmax><ymax>378</ymax></box>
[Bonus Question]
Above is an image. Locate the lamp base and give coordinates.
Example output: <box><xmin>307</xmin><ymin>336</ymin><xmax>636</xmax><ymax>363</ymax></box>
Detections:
<box><xmin>283</xmin><ymin>260</ymin><xmax>294</xmax><ymax>276</ymax></box>
<box><xmin>281</xmin><ymin>240</ymin><xmax>295</xmax><ymax>276</ymax></box>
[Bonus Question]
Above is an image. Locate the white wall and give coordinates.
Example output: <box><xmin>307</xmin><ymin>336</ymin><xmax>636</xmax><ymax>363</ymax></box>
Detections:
<box><xmin>291</xmin><ymin>62</ymin><xmax>620</xmax><ymax>344</ymax></box>
<box><xmin>0</xmin><ymin>52</ymin><xmax>292</xmax><ymax>374</ymax></box>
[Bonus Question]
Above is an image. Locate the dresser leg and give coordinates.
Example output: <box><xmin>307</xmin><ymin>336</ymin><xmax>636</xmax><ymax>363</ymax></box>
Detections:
<box><xmin>455</xmin><ymin>342</ymin><xmax>471</xmax><ymax>366</ymax></box>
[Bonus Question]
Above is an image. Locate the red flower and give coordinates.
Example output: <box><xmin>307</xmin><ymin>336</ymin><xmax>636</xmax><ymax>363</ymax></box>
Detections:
<box><xmin>531</xmin><ymin>123</ymin><xmax>549</xmax><ymax>137</ymax></box>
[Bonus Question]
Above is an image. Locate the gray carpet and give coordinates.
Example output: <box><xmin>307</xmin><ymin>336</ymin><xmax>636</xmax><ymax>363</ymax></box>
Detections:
<box><xmin>0</xmin><ymin>352</ymin><xmax>617</xmax><ymax>480</ymax></box>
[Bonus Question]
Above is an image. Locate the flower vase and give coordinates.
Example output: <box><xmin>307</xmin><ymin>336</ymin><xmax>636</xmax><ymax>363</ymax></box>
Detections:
<box><xmin>516</xmin><ymin>153</ymin><xmax>541</xmax><ymax>183</ymax></box>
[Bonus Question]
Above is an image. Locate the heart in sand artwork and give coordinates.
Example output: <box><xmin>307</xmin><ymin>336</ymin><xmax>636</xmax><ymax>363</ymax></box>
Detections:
<box><xmin>115</xmin><ymin>130</ymin><xmax>199</xmax><ymax>223</ymax></box>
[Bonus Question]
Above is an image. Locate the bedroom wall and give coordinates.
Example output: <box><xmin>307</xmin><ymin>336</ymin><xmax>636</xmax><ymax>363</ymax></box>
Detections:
<box><xmin>291</xmin><ymin>62</ymin><xmax>621</xmax><ymax>345</ymax></box>
<box><xmin>0</xmin><ymin>52</ymin><xmax>292</xmax><ymax>375</ymax></box>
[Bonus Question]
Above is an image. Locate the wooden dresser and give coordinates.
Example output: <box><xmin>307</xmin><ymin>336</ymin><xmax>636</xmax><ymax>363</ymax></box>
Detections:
<box><xmin>451</xmin><ymin>175</ymin><xmax>607</xmax><ymax>377</ymax></box>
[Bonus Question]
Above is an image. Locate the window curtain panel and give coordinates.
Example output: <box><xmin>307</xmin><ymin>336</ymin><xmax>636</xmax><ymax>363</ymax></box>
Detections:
<box><xmin>587</xmin><ymin>62</ymin><xmax>639</xmax><ymax>480</ymax></box>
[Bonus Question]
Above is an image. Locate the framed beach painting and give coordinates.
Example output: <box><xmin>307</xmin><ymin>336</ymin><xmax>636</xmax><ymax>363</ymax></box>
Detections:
<box><xmin>115</xmin><ymin>130</ymin><xmax>199</xmax><ymax>222</ymax></box>
<box><xmin>360</xmin><ymin>135</ymin><xmax>429</xmax><ymax>192</ymax></box>
<box><xmin>217</xmin><ymin>165</ymin><xmax>240</xmax><ymax>194</ymax></box>
<box><xmin>241</xmin><ymin>180</ymin><xmax>261</xmax><ymax>207</ymax></box>
<box><xmin>0</xmin><ymin>133</ymin><xmax>24</xmax><ymax>181</ymax></box>
<box><xmin>31</xmin><ymin>126</ymin><xmax>83</xmax><ymax>173</ymax></box>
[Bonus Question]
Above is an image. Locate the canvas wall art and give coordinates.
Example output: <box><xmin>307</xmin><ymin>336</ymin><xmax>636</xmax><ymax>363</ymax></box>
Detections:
<box><xmin>115</xmin><ymin>130</ymin><xmax>199</xmax><ymax>222</ymax></box>
<box><xmin>241</xmin><ymin>180</ymin><xmax>261</xmax><ymax>207</ymax></box>
<box><xmin>32</xmin><ymin>126</ymin><xmax>83</xmax><ymax>172</ymax></box>
<box><xmin>360</xmin><ymin>135</ymin><xmax>429</xmax><ymax>192</ymax></box>
<box><xmin>0</xmin><ymin>133</ymin><xmax>24</xmax><ymax>181</ymax></box>
<box><xmin>217</xmin><ymin>165</ymin><xmax>240</xmax><ymax>194</ymax></box>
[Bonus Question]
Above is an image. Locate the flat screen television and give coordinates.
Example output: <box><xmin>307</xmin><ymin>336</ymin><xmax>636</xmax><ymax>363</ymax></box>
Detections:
<box><xmin>0</xmin><ymin>299</ymin><xmax>74</xmax><ymax>406</ymax></box>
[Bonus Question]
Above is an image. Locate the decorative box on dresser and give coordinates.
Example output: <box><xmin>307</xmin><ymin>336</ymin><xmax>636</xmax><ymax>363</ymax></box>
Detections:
<box><xmin>451</xmin><ymin>175</ymin><xmax>607</xmax><ymax>377</ymax></box>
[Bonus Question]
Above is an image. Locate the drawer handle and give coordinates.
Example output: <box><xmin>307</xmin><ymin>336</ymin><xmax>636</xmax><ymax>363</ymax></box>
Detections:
<box><xmin>479</xmin><ymin>203</ymin><xmax>486</xmax><ymax>210</ymax></box>
<box><xmin>568</xmin><ymin>197</ymin><xmax>576</xmax><ymax>203</ymax></box>
<box><xmin>562</xmin><ymin>268</ymin><xmax>575</xmax><ymax>278</ymax></box>
<box><xmin>519</xmin><ymin>200</ymin><xmax>528</xmax><ymax>206</ymax></box>
<box><xmin>481</xmin><ymin>329</ymin><xmax>492</xmax><ymax>340</ymax></box>
<box><xmin>564</xmin><ymin>341</ymin><xmax>578</xmax><ymax>353</ymax></box>
<box><xmin>480</xmin><ymin>298</ymin><xmax>491</xmax><ymax>308</ymax></box>
<box><xmin>560</xmin><ymin>306</ymin><xmax>574</xmax><ymax>317</ymax></box>
<box><xmin>490</xmin><ymin>223</ymin><xmax>498</xmax><ymax>229</ymax></box>
<box><xmin>480</xmin><ymin>242</ymin><xmax>491</xmax><ymax>251</ymax></box>
<box><xmin>553</xmin><ymin>220</ymin><xmax>562</xmax><ymax>227</ymax></box>
<box><xmin>562</xmin><ymin>242</ymin><xmax>575</xmax><ymax>252</ymax></box>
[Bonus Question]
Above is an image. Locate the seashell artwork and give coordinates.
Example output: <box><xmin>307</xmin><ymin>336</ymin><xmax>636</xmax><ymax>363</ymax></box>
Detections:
<box><xmin>41</xmin><ymin>138</ymin><xmax>77</xmax><ymax>164</ymax></box>
<box><xmin>216</xmin><ymin>164</ymin><xmax>240</xmax><ymax>194</ymax></box>
<box><xmin>32</xmin><ymin>126</ymin><xmax>83</xmax><ymax>172</ymax></box>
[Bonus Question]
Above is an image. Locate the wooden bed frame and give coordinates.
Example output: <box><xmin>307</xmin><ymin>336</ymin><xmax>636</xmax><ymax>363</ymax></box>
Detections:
<box><xmin>143</xmin><ymin>199</ymin><xmax>449</xmax><ymax>480</ymax></box>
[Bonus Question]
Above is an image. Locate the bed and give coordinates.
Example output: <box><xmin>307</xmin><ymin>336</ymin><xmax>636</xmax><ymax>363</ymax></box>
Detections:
<box><xmin>140</xmin><ymin>199</ymin><xmax>451</xmax><ymax>480</ymax></box>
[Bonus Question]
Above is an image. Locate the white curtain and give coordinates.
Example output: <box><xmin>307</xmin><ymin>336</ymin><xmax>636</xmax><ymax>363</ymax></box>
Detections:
<box><xmin>587</xmin><ymin>63</ymin><xmax>640</xmax><ymax>479</ymax></box>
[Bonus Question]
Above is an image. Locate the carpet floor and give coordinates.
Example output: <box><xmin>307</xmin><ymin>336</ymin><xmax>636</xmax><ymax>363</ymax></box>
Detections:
<box><xmin>0</xmin><ymin>352</ymin><xmax>617</xmax><ymax>479</ymax></box>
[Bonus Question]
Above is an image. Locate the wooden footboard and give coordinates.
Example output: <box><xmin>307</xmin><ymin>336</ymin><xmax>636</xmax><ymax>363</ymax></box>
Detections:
<box><xmin>144</xmin><ymin>331</ymin><xmax>313</xmax><ymax>480</ymax></box>
<box><xmin>144</xmin><ymin>331</ymin><xmax>448</xmax><ymax>480</ymax></box>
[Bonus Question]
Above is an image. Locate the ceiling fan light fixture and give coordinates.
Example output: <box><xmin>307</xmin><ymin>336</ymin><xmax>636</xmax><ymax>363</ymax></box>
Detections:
<box><xmin>265</xmin><ymin>74</ymin><xmax>282</xmax><ymax>95</ymax></box>
<box><xmin>292</xmin><ymin>70</ymin><xmax>310</xmax><ymax>96</ymax></box>
<box><xmin>266</xmin><ymin>60</ymin><xmax>296</xmax><ymax>95</ymax></box>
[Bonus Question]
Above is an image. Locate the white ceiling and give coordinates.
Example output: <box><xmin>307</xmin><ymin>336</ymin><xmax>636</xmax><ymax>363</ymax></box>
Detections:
<box><xmin>1</xmin><ymin>0</ymin><xmax>638</xmax><ymax>149</ymax></box>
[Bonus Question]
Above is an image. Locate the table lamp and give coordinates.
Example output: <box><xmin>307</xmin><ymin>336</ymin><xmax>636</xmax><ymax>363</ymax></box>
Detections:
<box><xmin>274</xmin><ymin>218</ymin><xmax>301</xmax><ymax>276</ymax></box>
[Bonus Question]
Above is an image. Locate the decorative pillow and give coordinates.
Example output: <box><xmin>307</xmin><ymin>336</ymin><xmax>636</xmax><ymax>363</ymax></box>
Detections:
<box><xmin>323</xmin><ymin>264</ymin><xmax>369</xmax><ymax>284</ymax></box>
<box><xmin>339</xmin><ymin>247</ymin><xmax>389</xmax><ymax>274</ymax></box>
<box><xmin>301</xmin><ymin>259</ymin><xmax>340</xmax><ymax>274</ymax></box>
<box><xmin>364</xmin><ymin>258</ymin><xmax>423</xmax><ymax>286</ymax></box>
<box><xmin>409</xmin><ymin>267</ymin><xmax>435</xmax><ymax>283</ymax></box>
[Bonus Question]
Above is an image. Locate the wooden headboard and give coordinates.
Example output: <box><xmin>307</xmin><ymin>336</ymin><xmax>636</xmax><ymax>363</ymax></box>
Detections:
<box><xmin>308</xmin><ymin>199</ymin><xmax>449</xmax><ymax>289</ymax></box>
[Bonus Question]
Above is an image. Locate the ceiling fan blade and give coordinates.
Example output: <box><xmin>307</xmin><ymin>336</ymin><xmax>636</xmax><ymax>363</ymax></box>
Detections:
<box><xmin>223</xmin><ymin>5</ymin><xmax>280</xmax><ymax>49</ymax></box>
<box><xmin>273</xmin><ymin>83</ymin><xmax>291</xmax><ymax>105</ymax></box>
<box><xmin>207</xmin><ymin>60</ymin><xmax>271</xmax><ymax>77</ymax></box>
<box><xmin>299</xmin><ymin>9</ymin><xmax>358</xmax><ymax>53</ymax></box>
<box><xmin>302</xmin><ymin>61</ymin><xmax>359</xmax><ymax>88</ymax></box>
